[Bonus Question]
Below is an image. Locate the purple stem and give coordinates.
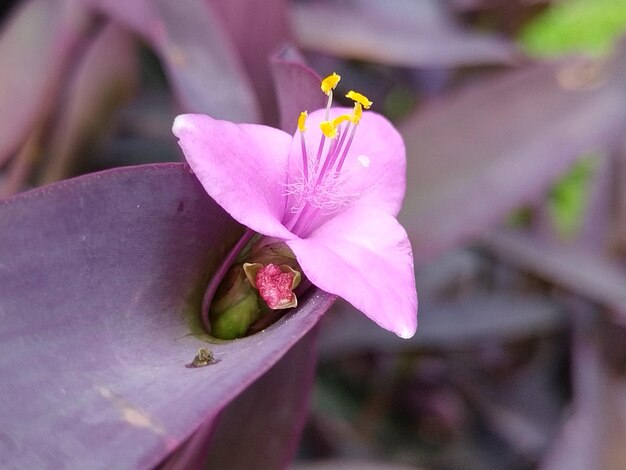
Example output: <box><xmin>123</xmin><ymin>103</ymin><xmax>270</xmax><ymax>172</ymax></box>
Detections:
<box><xmin>201</xmin><ymin>228</ymin><xmax>256</xmax><ymax>333</ymax></box>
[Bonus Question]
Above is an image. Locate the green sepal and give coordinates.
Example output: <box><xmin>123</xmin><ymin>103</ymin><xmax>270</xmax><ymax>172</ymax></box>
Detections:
<box><xmin>209</xmin><ymin>265</ymin><xmax>263</xmax><ymax>340</ymax></box>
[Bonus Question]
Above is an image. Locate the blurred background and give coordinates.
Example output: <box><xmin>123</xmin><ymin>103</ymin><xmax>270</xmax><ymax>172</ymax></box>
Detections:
<box><xmin>1</xmin><ymin>1</ymin><xmax>626</xmax><ymax>469</ymax></box>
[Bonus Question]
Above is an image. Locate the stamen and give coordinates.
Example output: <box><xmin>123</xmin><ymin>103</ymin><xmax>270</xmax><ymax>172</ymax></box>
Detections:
<box><xmin>314</xmin><ymin>128</ymin><xmax>342</xmax><ymax>188</ymax></box>
<box><xmin>325</xmin><ymin>95</ymin><xmax>332</xmax><ymax>121</ymax></box>
<box><xmin>320</xmin><ymin>121</ymin><xmax>337</xmax><ymax>139</ymax></box>
<box><xmin>346</xmin><ymin>90</ymin><xmax>373</xmax><ymax>109</ymax></box>
<box><xmin>321</xmin><ymin>73</ymin><xmax>341</xmax><ymax>95</ymax></box>
<box><xmin>351</xmin><ymin>103</ymin><xmax>363</xmax><ymax>124</ymax></box>
<box><xmin>319</xmin><ymin>120</ymin><xmax>350</xmax><ymax>178</ymax></box>
<box><xmin>297</xmin><ymin>111</ymin><xmax>308</xmax><ymax>132</ymax></box>
<box><xmin>298</xmin><ymin>111</ymin><xmax>309</xmax><ymax>181</ymax></box>
<box><xmin>330</xmin><ymin>121</ymin><xmax>351</xmax><ymax>162</ymax></box>
<box><xmin>321</xmin><ymin>73</ymin><xmax>341</xmax><ymax>121</ymax></box>
<box><xmin>335</xmin><ymin>123</ymin><xmax>358</xmax><ymax>173</ymax></box>
<box><xmin>332</xmin><ymin>113</ymin><xmax>352</xmax><ymax>128</ymax></box>
<box><xmin>315</xmin><ymin>135</ymin><xmax>327</xmax><ymax>167</ymax></box>
<box><xmin>332</xmin><ymin>104</ymin><xmax>362</xmax><ymax>172</ymax></box>
<box><xmin>285</xmin><ymin>74</ymin><xmax>374</xmax><ymax>235</ymax></box>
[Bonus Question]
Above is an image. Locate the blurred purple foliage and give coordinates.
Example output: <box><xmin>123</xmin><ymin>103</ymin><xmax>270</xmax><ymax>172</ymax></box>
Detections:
<box><xmin>1</xmin><ymin>0</ymin><xmax>626</xmax><ymax>469</ymax></box>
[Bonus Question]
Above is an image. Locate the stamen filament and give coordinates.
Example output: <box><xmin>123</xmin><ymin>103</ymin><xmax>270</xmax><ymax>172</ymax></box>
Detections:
<box><xmin>352</xmin><ymin>103</ymin><xmax>363</xmax><ymax>124</ymax></box>
<box><xmin>314</xmin><ymin>130</ymin><xmax>341</xmax><ymax>188</ymax></box>
<box><xmin>286</xmin><ymin>74</ymin><xmax>371</xmax><ymax>237</ymax></box>
<box><xmin>287</xmin><ymin>194</ymin><xmax>320</xmax><ymax>234</ymax></box>
<box><xmin>335</xmin><ymin>123</ymin><xmax>358</xmax><ymax>173</ymax></box>
<box><xmin>324</xmin><ymin>90</ymin><xmax>333</xmax><ymax>121</ymax></box>
<box><xmin>291</xmin><ymin>206</ymin><xmax>316</xmax><ymax>235</ymax></box>
<box><xmin>328</xmin><ymin>121</ymin><xmax>351</xmax><ymax>167</ymax></box>
<box><xmin>298</xmin><ymin>111</ymin><xmax>309</xmax><ymax>181</ymax></box>
<box><xmin>321</xmin><ymin>73</ymin><xmax>341</xmax><ymax>121</ymax></box>
<box><xmin>315</xmin><ymin>135</ymin><xmax>327</xmax><ymax>167</ymax></box>
<box><xmin>316</xmin><ymin>122</ymin><xmax>349</xmax><ymax>184</ymax></box>
<box><xmin>300</xmin><ymin>132</ymin><xmax>308</xmax><ymax>181</ymax></box>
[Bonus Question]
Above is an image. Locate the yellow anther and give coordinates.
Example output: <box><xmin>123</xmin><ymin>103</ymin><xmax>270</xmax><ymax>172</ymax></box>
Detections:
<box><xmin>332</xmin><ymin>114</ymin><xmax>352</xmax><ymax>128</ymax></box>
<box><xmin>346</xmin><ymin>90</ymin><xmax>372</xmax><ymax>109</ymax></box>
<box><xmin>351</xmin><ymin>103</ymin><xmax>363</xmax><ymax>124</ymax></box>
<box><xmin>320</xmin><ymin>121</ymin><xmax>337</xmax><ymax>138</ymax></box>
<box><xmin>298</xmin><ymin>111</ymin><xmax>308</xmax><ymax>132</ymax></box>
<box><xmin>321</xmin><ymin>73</ymin><xmax>341</xmax><ymax>95</ymax></box>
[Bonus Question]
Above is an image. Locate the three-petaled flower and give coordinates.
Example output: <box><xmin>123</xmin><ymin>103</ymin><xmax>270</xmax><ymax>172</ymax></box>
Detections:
<box><xmin>173</xmin><ymin>74</ymin><xmax>417</xmax><ymax>338</ymax></box>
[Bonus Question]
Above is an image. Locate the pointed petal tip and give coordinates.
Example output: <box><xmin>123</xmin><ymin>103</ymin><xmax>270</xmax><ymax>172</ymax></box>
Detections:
<box><xmin>172</xmin><ymin>114</ymin><xmax>196</xmax><ymax>137</ymax></box>
<box><xmin>396</xmin><ymin>323</ymin><xmax>417</xmax><ymax>339</ymax></box>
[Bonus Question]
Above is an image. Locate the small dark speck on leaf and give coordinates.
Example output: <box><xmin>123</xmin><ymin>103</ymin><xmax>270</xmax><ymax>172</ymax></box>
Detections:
<box><xmin>186</xmin><ymin>348</ymin><xmax>218</xmax><ymax>368</ymax></box>
<box><xmin>177</xmin><ymin>201</ymin><xmax>185</xmax><ymax>214</ymax></box>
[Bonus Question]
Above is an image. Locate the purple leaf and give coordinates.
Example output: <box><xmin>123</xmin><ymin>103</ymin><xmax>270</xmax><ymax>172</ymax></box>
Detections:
<box><xmin>539</xmin><ymin>314</ymin><xmax>626</xmax><ymax>470</ymax></box>
<box><xmin>271</xmin><ymin>45</ymin><xmax>326</xmax><ymax>135</ymax></box>
<box><xmin>317</xmin><ymin>292</ymin><xmax>564</xmax><ymax>358</ymax></box>
<box><xmin>211</xmin><ymin>0</ymin><xmax>291</xmax><ymax>126</ymax></box>
<box><xmin>90</xmin><ymin>0</ymin><xmax>259</xmax><ymax>122</ymax></box>
<box><xmin>485</xmin><ymin>230</ymin><xmax>626</xmax><ymax>316</ymax></box>
<box><xmin>0</xmin><ymin>0</ymin><xmax>90</xmax><ymax>167</ymax></box>
<box><xmin>400</xmin><ymin>50</ymin><xmax>626</xmax><ymax>265</ymax></box>
<box><xmin>290</xmin><ymin>0</ymin><xmax>517</xmax><ymax>68</ymax></box>
<box><xmin>159</xmin><ymin>328</ymin><xmax>318</xmax><ymax>469</ymax></box>
<box><xmin>38</xmin><ymin>22</ymin><xmax>138</xmax><ymax>184</ymax></box>
<box><xmin>0</xmin><ymin>164</ymin><xmax>334</xmax><ymax>469</ymax></box>
<box><xmin>202</xmin><ymin>328</ymin><xmax>317</xmax><ymax>468</ymax></box>
<box><xmin>612</xmin><ymin>140</ymin><xmax>626</xmax><ymax>252</ymax></box>
<box><xmin>293</xmin><ymin>462</ymin><xmax>421</xmax><ymax>470</ymax></box>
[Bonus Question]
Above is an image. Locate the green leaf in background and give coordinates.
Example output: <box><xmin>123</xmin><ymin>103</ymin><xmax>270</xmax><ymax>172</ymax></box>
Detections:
<box><xmin>519</xmin><ymin>0</ymin><xmax>626</xmax><ymax>57</ymax></box>
<box><xmin>548</xmin><ymin>155</ymin><xmax>599</xmax><ymax>239</ymax></box>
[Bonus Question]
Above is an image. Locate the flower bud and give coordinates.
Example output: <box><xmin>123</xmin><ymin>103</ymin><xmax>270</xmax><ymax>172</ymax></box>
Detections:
<box><xmin>209</xmin><ymin>241</ymin><xmax>304</xmax><ymax>339</ymax></box>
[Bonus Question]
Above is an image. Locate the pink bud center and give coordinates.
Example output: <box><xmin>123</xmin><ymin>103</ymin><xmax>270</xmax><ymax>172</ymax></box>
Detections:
<box><xmin>255</xmin><ymin>264</ymin><xmax>297</xmax><ymax>309</ymax></box>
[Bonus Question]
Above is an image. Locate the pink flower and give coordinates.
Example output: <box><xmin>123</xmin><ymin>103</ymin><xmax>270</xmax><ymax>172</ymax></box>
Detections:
<box><xmin>172</xmin><ymin>77</ymin><xmax>417</xmax><ymax>338</ymax></box>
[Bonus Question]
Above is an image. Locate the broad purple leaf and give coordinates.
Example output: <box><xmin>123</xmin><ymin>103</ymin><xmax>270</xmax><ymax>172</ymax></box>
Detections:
<box><xmin>271</xmin><ymin>45</ymin><xmax>326</xmax><ymax>135</ymax></box>
<box><xmin>159</xmin><ymin>328</ymin><xmax>318</xmax><ymax>469</ymax></box>
<box><xmin>0</xmin><ymin>0</ymin><xmax>90</xmax><ymax>166</ymax></box>
<box><xmin>290</xmin><ymin>0</ymin><xmax>517</xmax><ymax>68</ymax></box>
<box><xmin>0</xmin><ymin>164</ymin><xmax>334</xmax><ymax>469</ymax></box>
<box><xmin>400</xmin><ymin>50</ymin><xmax>626</xmax><ymax>265</ymax></box>
<box><xmin>90</xmin><ymin>0</ymin><xmax>259</xmax><ymax>122</ymax></box>
<box><xmin>211</xmin><ymin>0</ymin><xmax>290</xmax><ymax>126</ymax></box>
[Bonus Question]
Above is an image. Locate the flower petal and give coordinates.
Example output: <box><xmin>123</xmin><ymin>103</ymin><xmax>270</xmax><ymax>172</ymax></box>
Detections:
<box><xmin>286</xmin><ymin>206</ymin><xmax>417</xmax><ymax>338</ymax></box>
<box><xmin>173</xmin><ymin>114</ymin><xmax>296</xmax><ymax>239</ymax></box>
<box><xmin>289</xmin><ymin>107</ymin><xmax>406</xmax><ymax>216</ymax></box>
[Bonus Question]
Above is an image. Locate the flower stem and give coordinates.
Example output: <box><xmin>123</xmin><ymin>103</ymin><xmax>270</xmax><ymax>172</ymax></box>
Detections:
<box><xmin>201</xmin><ymin>228</ymin><xmax>255</xmax><ymax>333</ymax></box>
